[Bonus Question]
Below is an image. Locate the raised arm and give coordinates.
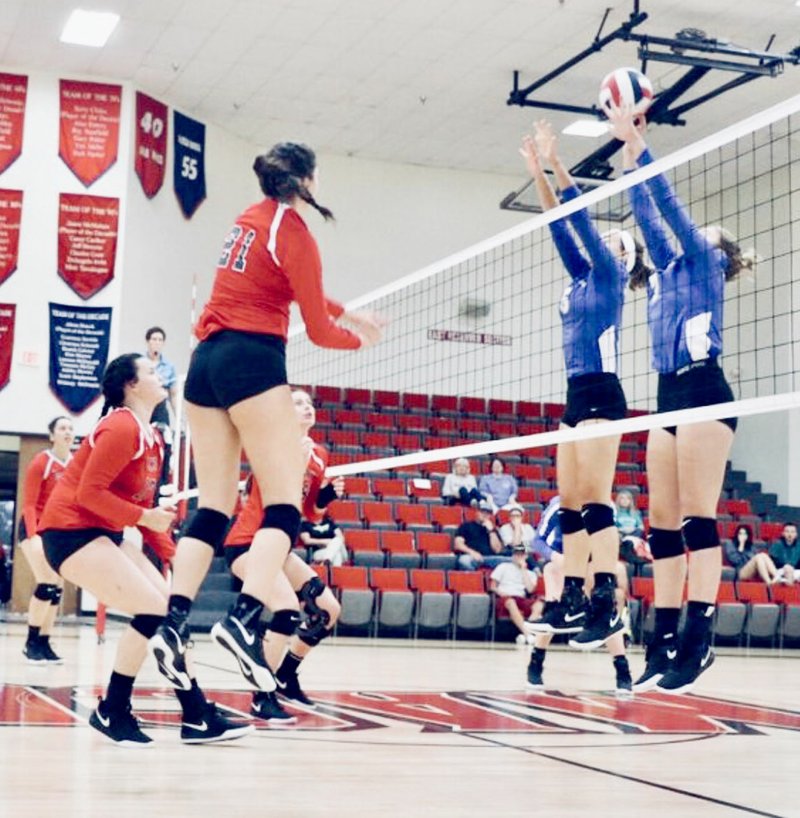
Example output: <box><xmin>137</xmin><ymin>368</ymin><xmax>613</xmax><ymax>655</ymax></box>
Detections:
<box><xmin>520</xmin><ymin>128</ymin><xmax>590</xmax><ymax>281</ymax></box>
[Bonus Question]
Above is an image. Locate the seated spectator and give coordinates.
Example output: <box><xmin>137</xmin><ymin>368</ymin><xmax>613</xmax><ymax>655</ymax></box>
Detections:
<box><xmin>723</xmin><ymin>524</ymin><xmax>777</xmax><ymax>583</ymax></box>
<box><xmin>499</xmin><ymin>504</ymin><xmax>536</xmax><ymax>557</ymax></box>
<box><xmin>454</xmin><ymin>500</ymin><xmax>509</xmax><ymax>570</ymax></box>
<box><xmin>490</xmin><ymin>544</ymin><xmax>538</xmax><ymax>642</ymax></box>
<box><xmin>768</xmin><ymin>522</ymin><xmax>800</xmax><ymax>585</ymax></box>
<box><xmin>478</xmin><ymin>457</ymin><xmax>519</xmax><ymax>513</ymax></box>
<box><xmin>299</xmin><ymin>514</ymin><xmax>348</xmax><ymax>567</ymax></box>
<box><xmin>441</xmin><ymin>457</ymin><xmax>483</xmax><ymax>507</ymax></box>
<box><xmin>614</xmin><ymin>490</ymin><xmax>651</xmax><ymax>564</ymax></box>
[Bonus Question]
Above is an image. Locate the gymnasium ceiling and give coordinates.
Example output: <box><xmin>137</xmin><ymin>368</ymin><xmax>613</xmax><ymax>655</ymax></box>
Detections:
<box><xmin>0</xmin><ymin>0</ymin><xmax>798</xmax><ymax>176</ymax></box>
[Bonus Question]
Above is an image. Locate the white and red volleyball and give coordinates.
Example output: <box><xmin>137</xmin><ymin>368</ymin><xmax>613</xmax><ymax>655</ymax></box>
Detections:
<box><xmin>598</xmin><ymin>67</ymin><xmax>653</xmax><ymax>115</ymax></box>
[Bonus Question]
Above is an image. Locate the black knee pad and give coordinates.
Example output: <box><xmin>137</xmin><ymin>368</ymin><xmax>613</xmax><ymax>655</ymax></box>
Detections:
<box><xmin>558</xmin><ymin>507</ymin><xmax>585</xmax><ymax>535</ymax></box>
<box><xmin>581</xmin><ymin>503</ymin><xmax>615</xmax><ymax>535</ymax></box>
<box><xmin>682</xmin><ymin>517</ymin><xmax>720</xmax><ymax>551</ymax></box>
<box><xmin>297</xmin><ymin>616</ymin><xmax>332</xmax><ymax>648</ymax></box>
<box><xmin>268</xmin><ymin>608</ymin><xmax>302</xmax><ymax>636</ymax></box>
<box><xmin>183</xmin><ymin>508</ymin><xmax>230</xmax><ymax>551</ymax></box>
<box><xmin>50</xmin><ymin>586</ymin><xmax>63</xmax><ymax>606</ymax></box>
<box><xmin>34</xmin><ymin>583</ymin><xmax>57</xmax><ymax>601</ymax></box>
<box><xmin>261</xmin><ymin>504</ymin><xmax>301</xmax><ymax>544</ymax></box>
<box><xmin>648</xmin><ymin>528</ymin><xmax>685</xmax><ymax>560</ymax></box>
<box><xmin>298</xmin><ymin>576</ymin><xmax>326</xmax><ymax>617</ymax></box>
<box><xmin>130</xmin><ymin>614</ymin><xmax>164</xmax><ymax>639</ymax></box>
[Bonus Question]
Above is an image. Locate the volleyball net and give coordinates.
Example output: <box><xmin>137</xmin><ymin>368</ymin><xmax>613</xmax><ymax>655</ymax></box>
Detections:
<box><xmin>169</xmin><ymin>92</ymin><xmax>800</xmax><ymax>499</ymax></box>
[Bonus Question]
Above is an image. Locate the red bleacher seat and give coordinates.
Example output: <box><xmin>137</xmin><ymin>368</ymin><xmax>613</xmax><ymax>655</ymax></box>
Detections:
<box><xmin>370</xmin><ymin>568</ymin><xmax>410</xmax><ymax>591</ymax></box>
<box><xmin>771</xmin><ymin>584</ymin><xmax>800</xmax><ymax>605</ymax></box>
<box><xmin>402</xmin><ymin>392</ymin><xmax>429</xmax><ymax>412</ymax></box>
<box><xmin>716</xmin><ymin>581</ymin><xmax>737</xmax><ymax>603</ymax></box>
<box><xmin>431</xmin><ymin>417</ymin><xmax>457</xmax><ymax>433</ymax></box>
<box><xmin>431</xmin><ymin>506</ymin><xmax>462</xmax><ymax>529</ymax></box>
<box><xmin>328</xmin><ymin>500</ymin><xmax>361</xmax><ymax>524</ymax></box>
<box><xmin>488</xmin><ymin>399</ymin><xmax>514</xmax><ymax>418</ymax></box>
<box><xmin>311</xmin><ymin>563</ymin><xmax>329</xmax><ymax>584</ymax></box>
<box><xmin>631</xmin><ymin>577</ymin><xmax>654</xmax><ymax>604</ymax></box>
<box><xmin>334</xmin><ymin>408</ymin><xmax>363</xmax><ymax>427</ymax></box>
<box><xmin>516</xmin><ymin>400</ymin><xmax>541</xmax><ymax>419</ymax></box>
<box><xmin>432</xmin><ymin>394</ymin><xmax>458</xmax><ymax>414</ymax></box>
<box><xmin>315</xmin><ymin>407</ymin><xmax>332</xmax><ymax>425</ymax></box>
<box><xmin>392</xmin><ymin>433</ymin><xmax>422</xmax><ymax>451</ymax></box>
<box><xmin>344</xmin><ymin>387</ymin><xmax>371</xmax><ymax>407</ymax></box>
<box><xmin>517</xmin><ymin>486</ymin><xmax>537</xmax><ymax>504</ymax></box>
<box><xmin>373</xmin><ymin>390</ymin><xmax>400</xmax><ymax>410</ymax></box>
<box><xmin>424</xmin><ymin>460</ymin><xmax>450</xmax><ymax>475</ymax></box>
<box><xmin>398</xmin><ymin>415</ymin><xmax>429</xmax><ymax>432</ymax></box>
<box><xmin>362</xmin><ymin>501</ymin><xmax>396</xmax><ymax>528</ymax></box>
<box><xmin>488</xmin><ymin>420</ymin><xmax>515</xmax><ymax>437</ymax></box>
<box><xmin>517</xmin><ymin>464</ymin><xmax>544</xmax><ymax>481</ymax></box>
<box><xmin>396</xmin><ymin>503</ymin><xmax>431</xmax><ymax>529</ymax></box>
<box><xmin>407</xmin><ymin>478</ymin><xmax>441</xmax><ymax>501</ymax></box>
<box><xmin>372</xmin><ymin>478</ymin><xmax>407</xmax><ymax>499</ymax></box>
<box><xmin>346</xmin><ymin>530</ymin><xmax>381</xmax><ymax>552</ymax></box>
<box><xmin>410</xmin><ymin>569</ymin><xmax>447</xmax><ymax>593</ymax></box>
<box><xmin>459</xmin><ymin>396</ymin><xmax>486</xmax><ymax>415</ymax></box>
<box><xmin>365</xmin><ymin>412</ymin><xmax>395</xmax><ymax>429</ymax></box>
<box><xmin>329</xmin><ymin>429</ymin><xmax>360</xmax><ymax>448</ymax></box>
<box><xmin>363</xmin><ymin>431</ymin><xmax>390</xmax><ymax>449</ymax></box>
<box><xmin>381</xmin><ymin>531</ymin><xmax>416</xmax><ymax>554</ymax></box>
<box><xmin>344</xmin><ymin>477</ymin><xmax>371</xmax><ymax>498</ymax></box>
<box><xmin>331</xmin><ymin>566</ymin><xmax>369</xmax><ymax>589</ymax></box>
<box><xmin>458</xmin><ymin>418</ymin><xmax>485</xmax><ymax>435</ymax></box>
<box><xmin>447</xmin><ymin>571</ymin><xmax>486</xmax><ymax>594</ymax></box>
<box><xmin>736</xmin><ymin>581</ymin><xmax>770</xmax><ymax>604</ymax></box>
<box><xmin>542</xmin><ymin>402</ymin><xmax>564</xmax><ymax>419</ymax></box>
<box><xmin>417</xmin><ymin>532</ymin><xmax>452</xmax><ymax>555</ymax></box>
<box><xmin>759</xmin><ymin>522</ymin><xmax>785</xmax><ymax>542</ymax></box>
<box><xmin>314</xmin><ymin>385</ymin><xmax>341</xmax><ymax>404</ymax></box>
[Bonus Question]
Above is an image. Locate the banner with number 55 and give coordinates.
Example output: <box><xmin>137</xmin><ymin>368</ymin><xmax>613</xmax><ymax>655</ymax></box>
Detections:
<box><xmin>173</xmin><ymin>110</ymin><xmax>206</xmax><ymax>219</ymax></box>
<box><xmin>135</xmin><ymin>92</ymin><xmax>168</xmax><ymax>198</ymax></box>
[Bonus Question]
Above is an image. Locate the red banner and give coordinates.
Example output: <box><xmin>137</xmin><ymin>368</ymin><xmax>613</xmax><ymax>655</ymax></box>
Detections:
<box><xmin>0</xmin><ymin>189</ymin><xmax>22</xmax><ymax>285</ymax></box>
<box><xmin>59</xmin><ymin>80</ymin><xmax>121</xmax><ymax>187</ymax></box>
<box><xmin>0</xmin><ymin>303</ymin><xmax>15</xmax><ymax>391</ymax></box>
<box><xmin>134</xmin><ymin>91</ymin><xmax>168</xmax><ymax>198</ymax></box>
<box><xmin>57</xmin><ymin>193</ymin><xmax>119</xmax><ymax>299</ymax></box>
<box><xmin>0</xmin><ymin>73</ymin><xmax>27</xmax><ymax>175</ymax></box>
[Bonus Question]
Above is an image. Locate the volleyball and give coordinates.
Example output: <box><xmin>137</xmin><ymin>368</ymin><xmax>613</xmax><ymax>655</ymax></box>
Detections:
<box><xmin>598</xmin><ymin>67</ymin><xmax>653</xmax><ymax>115</ymax></box>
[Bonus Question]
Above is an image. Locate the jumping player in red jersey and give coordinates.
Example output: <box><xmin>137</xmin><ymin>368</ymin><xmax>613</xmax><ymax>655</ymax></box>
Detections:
<box><xmin>224</xmin><ymin>389</ymin><xmax>343</xmax><ymax>722</ymax></box>
<box><xmin>151</xmin><ymin>142</ymin><xmax>384</xmax><ymax>694</ymax></box>
<box><xmin>18</xmin><ymin>416</ymin><xmax>74</xmax><ymax>664</ymax></box>
<box><xmin>39</xmin><ymin>354</ymin><xmax>252</xmax><ymax>746</ymax></box>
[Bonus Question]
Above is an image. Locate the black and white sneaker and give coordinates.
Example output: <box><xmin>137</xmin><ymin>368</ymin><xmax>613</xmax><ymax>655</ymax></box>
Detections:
<box><xmin>211</xmin><ymin>614</ymin><xmax>276</xmax><ymax>692</ymax></box>
<box><xmin>89</xmin><ymin>699</ymin><xmax>152</xmax><ymax>747</ymax></box>
<box><xmin>657</xmin><ymin>645</ymin><xmax>715</xmax><ymax>695</ymax></box>
<box><xmin>526</xmin><ymin>590</ymin><xmax>588</xmax><ymax>635</ymax></box>
<box><xmin>23</xmin><ymin>640</ymin><xmax>48</xmax><ymax>664</ymax></box>
<box><xmin>632</xmin><ymin>641</ymin><xmax>676</xmax><ymax>692</ymax></box>
<box><xmin>526</xmin><ymin>659</ymin><xmax>545</xmax><ymax>692</ymax></box>
<box><xmin>181</xmin><ymin>702</ymin><xmax>254</xmax><ymax>744</ymax></box>
<box><xmin>39</xmin><ymin>639</ymin><xmax>64</xmax><ymax>665</ymax></box>
<box><xmin>150</xmin><ymin>616</ymin><xmax>192</xmax><ymax>690</ymax></box>
<box><xmin>276</xmin><ymin>670</ymin><xmax>316</xmax><ymax>709</ymax></box>
<box><xmin>251</xmin><ymin>692</ymin><xmax>297</xmax><ymax>725</ymax></box>
<box><xmin>614</xmin><ymin>656</ymin><xmax>634</xmax><ymax>699</ymax></box>
<box><xmin>569</xmin><ymin>597</ymin><xmax>623</xmax><ymax>650</ymax></box>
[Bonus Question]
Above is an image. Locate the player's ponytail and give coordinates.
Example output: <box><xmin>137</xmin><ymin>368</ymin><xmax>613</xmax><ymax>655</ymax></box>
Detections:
<box><xmin>253</xmin><ymin>142</ymin><xmax>335</xmax><ymax>222</ymax></box>
<box><xmin>101</xmin><ymin>353</ymin><xmax>141</xmax><ymax>416</ymax></box>
<box><xmin>718</xmin><ymin>228</ymin><xmax>758</xmax><ymax>282</ymax></box>
<box><xmin>628</xmin><ymin>238</ymin><xmax>653</xmax><ymax>291</ymax></box>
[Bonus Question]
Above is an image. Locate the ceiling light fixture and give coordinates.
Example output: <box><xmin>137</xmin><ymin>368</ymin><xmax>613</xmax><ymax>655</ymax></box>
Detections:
<box><xmin>60</xmin><ymin>9</ymin><xmax>120</xmax><ymax>47</ymax></box>
<box><xmin>561</xmin><ymin>119</ymin><xmax>608</xmax><ymax>138</ymax></box>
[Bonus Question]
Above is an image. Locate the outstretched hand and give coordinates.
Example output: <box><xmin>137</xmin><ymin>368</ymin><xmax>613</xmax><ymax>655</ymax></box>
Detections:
<box><xmin>345</xmin><ymin>309</ymin><xmax>388</xmax><ymax>349</ymax></box>
<box><xmin>533</xmin><ymin>119</ymin><xmax>558</xmax><ymax>165</ymax></box>
<box><xmin>605</xmin><ymin>102</ymin><xmax>646</xmax><ymax>143</ymax></box>
<box><xmin>519</xmin><ymin>134</ymin><xmax>542</xmax><ymax>177</ymax></box>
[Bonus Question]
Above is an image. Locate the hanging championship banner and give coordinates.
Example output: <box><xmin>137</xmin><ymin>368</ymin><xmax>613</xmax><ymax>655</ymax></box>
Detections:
<box><xmin>49</xmin><ymin>302</ymin><xmax>112</xmax><ymax>413</ymax></box>
<box><xmin>0</xmin><ymin>189</ymin><xmax>22</xmax><ymax>286</ymax></box>
<box><xmin>59</xmin><ymin>80</ymin><xmax>122</xmax><ymax>187</ymax></box>
<box><xmin>0</xmin><ymin>303</ymin><xmax>15</xmax><ymax>391</ymax></box>
<box><xmin>57</xmin><ymin>193</ymin><xmax>119</xmax><ymax>300</ymax></box>
<box><xmin>0</xmin><ymin>73</ymin><xmax>27</xmax><ymax>175</ymax></box>
<box><xmin>135</xmin><ymin>91</ymin><xmax>168</xmax><ymax>198</ymax></box>
<box><xmin>173</xmin><ymin>110</ymin><xmax>206</xmax><ymax>218</ymax></box>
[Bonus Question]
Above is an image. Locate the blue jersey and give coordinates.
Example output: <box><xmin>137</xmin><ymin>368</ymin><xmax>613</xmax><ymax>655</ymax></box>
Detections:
<box><xmin>629</xmin><ymin>149</ymin><xmax>728</xmax><ymax>374</ymax></box>
<box><xmin>534</xmin><ymin>495</ymin><xmax>562</xmax><ymax>557</ymax></box>
<box><xmin>548</xmin><ymin>186</ymin><xmax>628</xmax><ymax>379</ymax></box>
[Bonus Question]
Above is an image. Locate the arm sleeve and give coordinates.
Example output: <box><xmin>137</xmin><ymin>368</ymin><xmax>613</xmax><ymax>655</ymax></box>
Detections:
<box><xmin>282</xmin><ymin>228</ymin><xmax>362</xmax><ymax>349</ymax></box>
<box><xmin>75</xmin><ymin>422</ymin><xmax>145</xmax><ymax>528</ymax></box>
<box><xmin>637</xmin><ymin>149</ymin><xmax>710</xmax><ymax>260</ymax></box>
<box><xmin>561</xmin><ymin>186</ymin><xmax>620</xmax><ymax>286</ymax></box>
<box><xmin>21</xmin><ymin>455</ymin><xmax>45</xmax><ymax>534</ymax></box>
<box><xmin>627</xmin><ymin>168</ymin><xmax>675</xmax><ymax>270</ymax></box>
<box><xmin>548</xmin><ymin>219</ymin><xmax>591</xmax><ymax>281</ymax></box>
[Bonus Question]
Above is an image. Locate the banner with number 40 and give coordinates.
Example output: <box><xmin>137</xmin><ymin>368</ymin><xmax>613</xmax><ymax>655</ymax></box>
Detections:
<box><xmin>135</xmin><ymin>91</ymin><xmax>168</xmax><ymax>198</ymax></box>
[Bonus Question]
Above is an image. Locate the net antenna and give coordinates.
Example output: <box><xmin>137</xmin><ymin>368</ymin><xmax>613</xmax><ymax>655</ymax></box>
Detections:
<box><xmin>503</xmin><ymin>0</ymin><xmax>800</xmax><ymax>213</ymax></box>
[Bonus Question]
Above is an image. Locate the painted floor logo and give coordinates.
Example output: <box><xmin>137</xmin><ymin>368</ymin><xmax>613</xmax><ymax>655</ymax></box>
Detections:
<box><xmin>2</xmin><ymin>685</ymin><xmax>799</xmax><ymax>735</ymax></box>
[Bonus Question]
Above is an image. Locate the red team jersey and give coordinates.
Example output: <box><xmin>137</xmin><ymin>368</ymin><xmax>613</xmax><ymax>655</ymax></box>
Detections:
<box><xmin>226</xmin><ymin>441</ymin><xmax>329</xmax><ymax>547</ymax></box>
<box><xmin>40</xmin><ymin>408</ymin><xmax>163</xmax><ymax>534</ymax></box>
<box><xmin>21</xmin><ymin>450</ymin><xmax>71</xmax><ymax>535</ymax></box>
<box><xmin>195</xmin><ymin>198</ymin><xmax>360</xmax><ymax>349</ymax></box>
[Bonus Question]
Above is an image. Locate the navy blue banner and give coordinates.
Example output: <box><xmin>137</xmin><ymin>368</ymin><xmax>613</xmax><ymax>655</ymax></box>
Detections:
<box><xmin>49</xmin><ymin>302</ymin><xmax>112</xmax><ymax>414</ymax></box>
<box><xmin>173</xmin><ymin>111</ymin><xmax>206</xmax><ymax>218</ymax></box>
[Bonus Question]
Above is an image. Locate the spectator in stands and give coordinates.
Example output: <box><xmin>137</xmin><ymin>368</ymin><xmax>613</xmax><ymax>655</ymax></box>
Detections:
<box><xmin>478</xmin><ymin>457</ymin><xmax>519</xmax><ymax>513</ymax></box>
<box><xmin>723</xmin><ymin>524</ymin><xmax>776</xmax><ymax>584</ymax></box>
<box><xmin>442</xmin><ymin>457</ymin><xmax>483</xmax><ymax>507</ymax></box>
<box><xmin>454</xmin><ymin>500</ymin><xmax>508</xmax><ymax>570</ymax></box>
<box><xmin>490</xmin><ymin>544</ymin><xmax>538</xmax><ymax>642</ymax></box>
<box><xmin>299</xmin><ymin>514</ymin><xmax>347</xmax><ymax>567</ymax></box>
<box><xmin>499</xmin><ymin>504</ymin><xmax>536</xmax><ymax>557</ymax></box>
<box><xmin>769</xmin><ymin>522</ymin><xmax>800</xmax><ymax>584</ymax></box>
<box><xmin>614</xmin><ymin>490</ymin><xmax>651</xmax><ymax>565</ymax></box>
<box><xmin>144</xmin><ymin>326</ymin><xmax>177</xmax><ymax>488</ymax></box>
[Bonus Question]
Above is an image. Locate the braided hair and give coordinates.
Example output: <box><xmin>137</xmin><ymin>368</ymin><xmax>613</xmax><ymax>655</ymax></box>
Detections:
<box><xmin>253</xmin><ymin>142</ymin><xmax>334</xmax><ymax>221</ymax></box>
<box><xmin>100</xmin><ymin>353</ymin><xmax>141</xmax><ymax>417</ymax></box>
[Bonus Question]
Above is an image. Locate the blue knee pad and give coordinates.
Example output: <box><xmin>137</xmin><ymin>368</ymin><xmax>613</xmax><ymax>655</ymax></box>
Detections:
<box><xmin>581</xmin><ymin>503</ymin><xmax>615</xmax><ymax>535</ymax></box>
<box><xmin>648</xmin><ymin>528</ymin><xmax>685</xmax><ymax>560</ymax></box>
<box><xmin>682</xmin><ymin>517</ymin><xmax>720</xmax><ymax>551</ymax></box>
<box><xmin>558</xmin><ymin>508</ymin><xmax>585</xmax><ymax>535</ymax></box>
<box><xmin>261</xmin><ymin>504</ymin><xmax>301</xmax><ymax>543</ymax></box>
<box><xmin>183</xmin><ymin>508</ymin><xmax>230</xmax><ymax>551</ymax></box>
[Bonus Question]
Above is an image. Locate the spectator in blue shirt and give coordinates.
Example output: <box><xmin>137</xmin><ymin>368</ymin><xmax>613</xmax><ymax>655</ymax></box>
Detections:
<box><xmin>478</xmin><ymin>458</ymin><xmax>519</xmax><ymax>513</ymax></box>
